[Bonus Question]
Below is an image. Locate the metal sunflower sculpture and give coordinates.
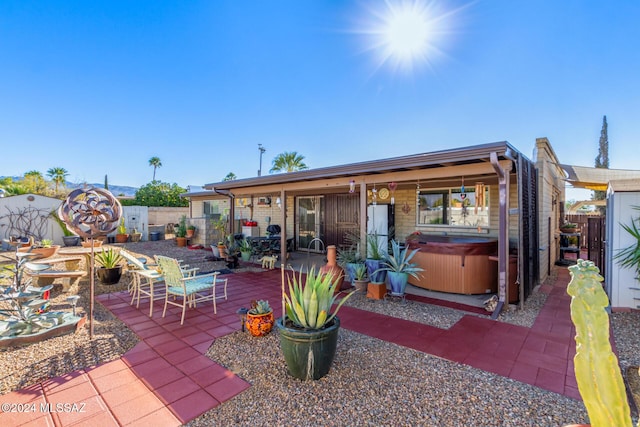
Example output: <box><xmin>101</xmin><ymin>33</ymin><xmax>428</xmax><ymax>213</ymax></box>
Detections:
<box><xmin>58</xmin><ymin>187</ymin><xmax>122</xmax><ymax>338</ymax></box>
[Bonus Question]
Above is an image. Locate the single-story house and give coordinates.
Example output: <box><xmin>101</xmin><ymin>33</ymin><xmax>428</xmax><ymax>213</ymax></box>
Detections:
<box><xmin>185</xmin><ymin>138</ymin><xmax>568</xmax><ymax>316</ymax></box>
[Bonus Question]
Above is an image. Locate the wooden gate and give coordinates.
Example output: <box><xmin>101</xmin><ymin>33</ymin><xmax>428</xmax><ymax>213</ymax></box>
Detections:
<box><xmin>587</xmin><ymin>216</ymin><xmax>606</xmax><ymax>277</ymax></box>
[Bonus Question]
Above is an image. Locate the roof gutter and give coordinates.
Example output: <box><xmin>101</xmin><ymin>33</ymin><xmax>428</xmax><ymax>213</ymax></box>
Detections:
<box><xmin>490</xmin><ymin>151</ymin><xmax>509</xmax><ymax>319</ymax></box>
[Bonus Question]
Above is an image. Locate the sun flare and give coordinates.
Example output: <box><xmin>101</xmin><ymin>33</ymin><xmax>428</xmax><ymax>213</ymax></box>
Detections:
<box><xmin>357</xmin><ymin>0</ymin><xmax>467</xmax><ymax>76</ymax></box>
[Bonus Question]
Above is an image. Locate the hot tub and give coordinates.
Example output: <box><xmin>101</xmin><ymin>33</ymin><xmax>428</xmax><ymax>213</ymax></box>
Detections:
<box><xmin>406</xmin><ymin>234</ymin><xmax>498</xmax><ymax>295</ymax></box>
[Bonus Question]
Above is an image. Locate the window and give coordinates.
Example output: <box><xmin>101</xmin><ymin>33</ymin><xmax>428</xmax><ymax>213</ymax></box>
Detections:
<box><xmin>203</xmin><ymin>201</ymin><xmax>219</xmax><ymax>216</ymax></box>
<box><xmin>417</xmin><ymin>186</ymin><xmax>489</xmax><ymax>227</ymax></box>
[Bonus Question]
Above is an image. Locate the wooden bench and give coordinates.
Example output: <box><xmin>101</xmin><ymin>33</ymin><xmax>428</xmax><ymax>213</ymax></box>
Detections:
<box><xmin>26</xmin><ymin>270</ymin><xmax>86</xmax><ymax>292</ymax></box>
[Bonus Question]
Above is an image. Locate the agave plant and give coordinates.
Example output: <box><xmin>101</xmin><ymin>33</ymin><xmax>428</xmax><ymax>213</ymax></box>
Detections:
<box><xmin>95</xmin><ymin>248</ymin><xmax>123</xmax><ymax>269</ymax></box>
<box><xmin>614</xmin><ymin>206</ymin><xmax>640</xmax><ymax>279</ymax></box>
<box><xmin>377</xmin><ymin>239</ymin><xmax>424</xmax><ymax>278</ymax></box>
<box><xmin>284</xmin><ymin>267</ymin><xmax>355</xmax><ymax>329</ymax></box>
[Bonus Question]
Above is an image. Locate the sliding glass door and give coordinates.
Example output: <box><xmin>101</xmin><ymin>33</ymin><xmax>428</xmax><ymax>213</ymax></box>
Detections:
<box><xmin>296</xmin><ymin>196</ymin><xmax>324</xmax><ymax>252</ymax></box>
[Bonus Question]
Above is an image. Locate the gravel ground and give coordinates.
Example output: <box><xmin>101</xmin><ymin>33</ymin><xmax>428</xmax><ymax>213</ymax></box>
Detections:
<box><xmin>1</xmin><ymin>240</ymin><xmax>638</xmax><ymax>426</ymax></box>
<box><xmin>195</xmin><ymin>329</ymin><xmax>588</xmax><ymax>427</ymax></box>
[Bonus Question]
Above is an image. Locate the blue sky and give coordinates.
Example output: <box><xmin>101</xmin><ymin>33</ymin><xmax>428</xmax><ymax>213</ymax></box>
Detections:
<box><xmin>1</xmin><ymin>1</ymin><xmax>638</xmax><ymax>200</ymax></box>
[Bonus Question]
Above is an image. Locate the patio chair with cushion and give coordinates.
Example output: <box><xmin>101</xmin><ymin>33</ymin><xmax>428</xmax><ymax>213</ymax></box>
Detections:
<box><xmin>154</xmin><ymin>255</ymin><xmax>229</xmax><ymax>325</ymax></box>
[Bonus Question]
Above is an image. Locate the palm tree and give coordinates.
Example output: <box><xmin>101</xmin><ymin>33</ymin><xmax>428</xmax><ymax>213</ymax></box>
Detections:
<box><xmin>149</xmin><ymin>157</ymin><xmax>162</xmax><ymax>181</ymax></box>
<box><xmin>46</xmin><ymin>167</ymin><xmax>69</xmax><ymax>192</ymax></box>
<box><xmin>223</xmin><ymin>172</ymin><xmax>237</xmax><ymax>181</ymax></box>
<box><xmin>270</xmin><ymin>152</ymin><xmax>308</xmax><ymax>173</ymax></box>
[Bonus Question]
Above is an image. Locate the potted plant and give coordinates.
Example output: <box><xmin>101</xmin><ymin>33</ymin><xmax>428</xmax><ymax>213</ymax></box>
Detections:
<box><xmin>245</xmin><ymin>300</ymin><xmax>274</xmax><ymax>337</ymax></box>
<box><xmin>94</xmin><ymin>248</ymin><xmax>124</xmax><ymax>285</ymax></box>
<box><xmin>224</xmin><ymin>234</ymin><xmax>240</xmax><ymax>268</ymax></box>
<box><xmin>81</xmin><ymin>238</ymin><xmax>103</xmax><ymax>248</ymax></box>
<box><xmin>337</xmin><ymin>244</ymin><xmax>363</xmax><ymax>283</ymax></box>
<box><xmin>276</xmin><ymin>267</ymin><xmax>356</xmax><ymax>380</ymax></box>
<box><xmin>51</xmin><ymin>210</ymin><xmax>80</xmax><ymax>246</ymax></box>
<box><xmin>116</xmin><ymin>218</ymin><xmax>129</xmax><ymax>243</ymax></box>
<box><xmin>239</xmin><ymin>238</ymin><xmax>253</xmax><ymax>262</ymax></box>
<box><xmin>365</xmin><ymin>233</ymin><xmax>387</xmax><ymax>284</ymax></box>
<box><xmin>130</xmin><ymin>228</ymin><xmax>142</xmax><ymax>243</ymax></box>
<box><xmin>17</xmin><ymin>239</ymin><xmax>60</xmax><ymax>259</ymax></box>
<box><xmin>376</xmin><ymin>239</ymin><xmax>424</xmax><ymax>297</ymax></box>
<box><xmin>353</xmin><ymin>262</ymin><xmax>369</xmax><ymax>291</ymax></box>
<box><xmin>186</xmin><ymin>224</ymin><xmax>196</xmax><ymax>238</ymax></box>
<box><xmin>176</xmin><ymin>215</ymin><xmax>188</xmax><ymax>247</ymax></box>
<box><xmin>560</xmin><ymin>222</ymin><xmax>579</xmax><ymax>234</ymax></box>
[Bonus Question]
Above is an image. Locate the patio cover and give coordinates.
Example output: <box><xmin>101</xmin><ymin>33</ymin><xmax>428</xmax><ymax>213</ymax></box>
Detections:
<box><xmin>560</xmin><ymin>164</ymin><xmax>640</xmax><ymax>191</ymax></box>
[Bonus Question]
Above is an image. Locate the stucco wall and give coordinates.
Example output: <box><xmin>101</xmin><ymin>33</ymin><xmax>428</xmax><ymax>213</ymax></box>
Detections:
<box><xmin>0</xmin><ymin>194</ymin><xmax>64</xmax><ymax>246</ymax></box>
<box><xmin>535</xmin><ymin>137</ymin><xmax>565</xmax><ymax>284</ymax></box>
<box><xmin>148</xmin><ymin>207</ymin><xmax>189</xmax><ymax>230</ymax></box>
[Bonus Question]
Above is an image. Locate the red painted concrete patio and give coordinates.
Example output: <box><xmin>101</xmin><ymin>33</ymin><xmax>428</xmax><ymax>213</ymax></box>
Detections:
<box><xmin>1</xmin><ymin>267</ymin><xmax>581</xmax><ymax>426</ymax></box>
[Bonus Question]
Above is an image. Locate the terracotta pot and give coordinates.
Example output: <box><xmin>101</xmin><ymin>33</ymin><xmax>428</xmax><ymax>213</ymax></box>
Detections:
<box><xmin>246</xmin><ymin>311</ymin><xmax>275</xmax><ymax>337</ymax></box>
<box><xmin>218</xmin><ymin>245</ymin><xmax>227</xmax><ymax>258</ymax></box>
<box><xmin>17</xmin><ymin>245</ymin><xmax>60</xmax><ymax>259</ymax></box>
<box><xmin>320</xmin><ymin>245</ymin><xmax>345</xmax><ymax>290</ymax></box>
<box><xmin>176</xmin><ymin>237</ymin><xmax>187</xmax><ymax>247</ymax></box>
<box><xmin>115</xmin><ymin>234</ymin><xmax>129</xmax><ymax>243</ymax></box>
<box><xmin>81</xmin><ymin>240</ymin><xmax>103</xmax><ymax>248</ymax></box>
<box><xmin>186</xmin><ymin>229</ymin><xmax>195</xmax><ymax>238</ymax></box>
<box><xmin>367</xmin><ymin>282</ymin><xmax>387</xmax><ymax>299</ymax></box>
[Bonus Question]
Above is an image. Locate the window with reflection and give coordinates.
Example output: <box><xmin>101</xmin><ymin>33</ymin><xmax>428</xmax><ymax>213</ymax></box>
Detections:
<box><xmin>417</xmin><ymin>186</ymin><xmax>489</xmax><ymax>227</ymax></box>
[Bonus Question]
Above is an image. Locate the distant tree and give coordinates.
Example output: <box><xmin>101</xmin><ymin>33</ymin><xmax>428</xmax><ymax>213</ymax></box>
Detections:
<box><xmin>46</xmin><ymin>167</ymin><xmax>69</xmax><ymax>193</ymax></box>
<box><xmin>223</xmin><ymin>172</ymin><xmax>237</xmax><ymax>181</ymax></box>
<box><xmin>22</xmin><ymin>171</ymin><xmax>49</xmax><ymax>195</ymax></box>
<box><xmin>131</xmin><ymin>181</ymin><xmax>188</xmax><ymax>207</ymax></box>
<box><xmin>593</xmin><ymin>115</ymin><xmax>609</xmax><ymax>205</ymax></box>
<box><xmin>0</xmin><ymin>177</ymin><xmax>24</xmax><ymax>196</ymax></box>
<box><xmin>148</xmin><ymin>156</ymin><xmax>162</xmax><ymax>181</ymax></box>
<box><xmin>270</xmin><ymin>152</ymin><xmax>309</xmax><ymax>173</ymax></box>
<box><xmin>104</xmin><ymin>174</ymin><xmax>109</xmax><ymax>190</ymax></box>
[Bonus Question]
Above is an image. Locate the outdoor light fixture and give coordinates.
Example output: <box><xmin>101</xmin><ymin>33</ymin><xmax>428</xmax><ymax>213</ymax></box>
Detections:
<box><xmin>258</xmin><ymin>144</ymin><xmax>266</xmax><ymax>177</ymax></box>
<box><xmin>66</xmin><ymin>295</ymin><xmax>80</xmax><ymax>316</ymax></box>
<box><xmin>276</xmin><ymin>197</ymin><xmax>282</xmax><ymax>208</ymax></box>
<box><xmin>236</xmin><ymin>307</ymin><xmax>248</xmax><ymax>332</ymax></box>
<box><xmin>372</xmin><ymin>185</ymin><xmax>377</xmax><ymax>205</ymax></box>
<box><xmin>349</xmin><ymin>180</ymin><xmax>356</xmax><ymax>193</ymax></box>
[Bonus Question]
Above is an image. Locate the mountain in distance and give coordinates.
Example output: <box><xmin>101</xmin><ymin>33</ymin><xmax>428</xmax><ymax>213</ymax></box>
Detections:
<box><xmin>0</xmin><ymin>176</ymin><xmax>138</xmax><ymax>197</ymax></box>
<box><xmin>66</xmin><ymin>182</ymin><xmax>138</xmax><ymax>197</ymax></box>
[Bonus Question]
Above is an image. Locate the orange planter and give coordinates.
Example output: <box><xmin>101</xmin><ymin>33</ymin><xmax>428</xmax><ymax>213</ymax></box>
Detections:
<box><xmin>245</xmin><ymin>311</ymin><xmax>275</xmax><ymax>337</ymax></box>
<box><xmin>17</xmin><ymin>245</ymin><xmax>60</xmax><ymax>259</ymax></box>
<box><xmin>367</xmin><ymin>282</ymin><xmax>387</xmax><ymax>299</ymax></box>
<box><xmin>115</xmin><ymin>234</ymin><xmax>129</xmax><ymax>243</ymax></box>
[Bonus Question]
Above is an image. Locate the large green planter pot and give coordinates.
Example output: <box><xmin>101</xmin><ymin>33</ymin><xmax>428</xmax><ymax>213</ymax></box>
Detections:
<box><xmin>276</xmin><ymin>316</ymin><xmax>340</xmax><ymax>380</ymax></box>
<box><xmin>240</xmin><ymin>251</ymin><xmax>252</xmax><ymax>262</ymax></box>
<box><xmin>387</xmin><ymin>271</ymin><xmax>409</xmax><ymax>296</ymax></box>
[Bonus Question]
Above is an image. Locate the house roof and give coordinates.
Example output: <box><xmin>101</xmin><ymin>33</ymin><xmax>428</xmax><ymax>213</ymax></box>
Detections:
<box><xmin>202</xmin><ymin>141</ymin><xmax>521</xmax><ymax>192</ymax></box>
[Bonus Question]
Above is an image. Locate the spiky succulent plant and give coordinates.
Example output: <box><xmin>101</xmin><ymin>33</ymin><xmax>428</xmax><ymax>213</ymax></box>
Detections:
<box><xmin>284</xmin><ymin>267</ymin><xmax>354</xmax><ymax>330</ymax></box>
<box><xmin>248</xmin><ymin>300</ymin><xmax>271</xmax><ymax>315</ymax></box>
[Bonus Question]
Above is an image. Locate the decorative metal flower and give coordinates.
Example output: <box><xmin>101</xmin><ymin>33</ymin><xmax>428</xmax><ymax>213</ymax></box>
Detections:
<box><xmin>58</xmin><ymin>187</ymin><xmax>122</xmax><ymax>238</ymax></box>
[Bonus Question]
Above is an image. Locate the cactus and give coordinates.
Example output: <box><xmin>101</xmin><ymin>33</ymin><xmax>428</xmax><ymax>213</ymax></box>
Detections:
<box><xmin>567</xmin><ymin>259</ymin><xmax>635</xmax><ymax>427</ymax></box>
